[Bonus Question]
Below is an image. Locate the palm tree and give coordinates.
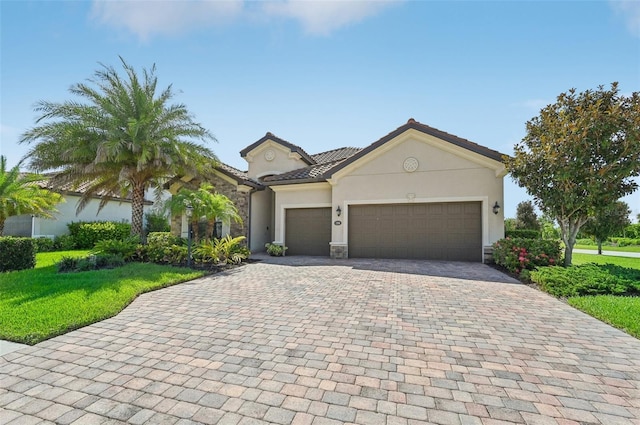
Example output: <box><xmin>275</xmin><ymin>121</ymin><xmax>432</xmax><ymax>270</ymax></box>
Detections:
<box><xmin>169</xmin><ymin>183</ymin><xmax>242</xmax><ymax>243</ymax></box>
<box><xmin>19</xmin><ymin>57</ymin><xmax>217</xmax><ymax>237</ymax></box>
<box><xmin>0</xmin><ymin>156</ymin><xmax>63</xmax><ymax>234</ymax></box>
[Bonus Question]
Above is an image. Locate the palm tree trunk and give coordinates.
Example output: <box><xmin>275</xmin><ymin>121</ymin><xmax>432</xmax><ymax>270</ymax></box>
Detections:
<box><xmin>0</xmin><ymin>218</ymin><xmax>4</xmax><ymax>235</ymax></box>
<box><xmin>131</xmin><ymin>182</ymin><xmax>145</xmax><ymax>237</ymax></box>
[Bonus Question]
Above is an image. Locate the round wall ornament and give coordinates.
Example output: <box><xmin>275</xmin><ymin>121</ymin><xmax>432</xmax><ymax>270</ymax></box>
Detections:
<box><xmin>403</xmin><ymin>157</ymin><xmax>419</xmax><ymax>173</ymax></box>
<box><xmin>264</xmin><ymin>149</ymin><xmax>275</xmax><ymax>161</ymax></box>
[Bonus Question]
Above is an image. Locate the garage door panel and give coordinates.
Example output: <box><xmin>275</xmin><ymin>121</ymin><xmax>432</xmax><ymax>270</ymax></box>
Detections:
<box><xmin>349</xmin><ymin>202</ymin><xmax>482</xmax><ymax>262</ymax></box>
<box><xmin>285</xmin><ymin>208</ymin><xmax>331</xmax><ymax>256</ymax></box>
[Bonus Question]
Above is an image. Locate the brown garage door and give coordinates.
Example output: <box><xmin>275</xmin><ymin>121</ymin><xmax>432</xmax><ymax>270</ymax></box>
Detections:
<box><xmin>285</xmin><ymin>208</ymin><xmax>332</xmax><ymax>256</ymax></box>
<box><xmin>349</xmin><ymin>202</ymin><xmax>482</xmax><ymax>262</ymax></box>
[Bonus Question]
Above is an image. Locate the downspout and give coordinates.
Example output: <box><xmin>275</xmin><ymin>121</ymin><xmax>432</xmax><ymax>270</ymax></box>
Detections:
<box><xmin>31</xmin><ymin>215</ymin><xmax>36</xmax><ymax>238</ymax></box>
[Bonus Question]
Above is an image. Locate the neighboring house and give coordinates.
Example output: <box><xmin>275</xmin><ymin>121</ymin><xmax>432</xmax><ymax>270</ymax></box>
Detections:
<box><xmin>176</xmin><ymin>118</ymin><xmax>507</xmax><ymax>262</ymax></box>
<box><xmin>2</xmin><ymin>178</ymin><xmax>154</xmax><ymax>238</ymax></box>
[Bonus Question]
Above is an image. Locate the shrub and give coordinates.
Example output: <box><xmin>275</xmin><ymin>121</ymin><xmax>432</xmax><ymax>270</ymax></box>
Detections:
<box><xmin>531</xmin><ymin>263</ymin><xmax>640</xmax><ymax>297</ymax></box>
<box><xmin>57</xmin><ymin>256</ymin><xmax>79</xmax><ymax>272</ymax></box>
<box><xmin>68</xmin><ymin>221</ymin><xmax>131</xmax><ymax>249</ymax></box>
<box><xmin>95</xmin><ymin>254</ymin><xmax>125</xmax><ymax>269</ymax></box>
<box><xmin>505</xmin><ymin>229</ymin><xmax>541</xmax><ymax>239</ymax></box>
<box><xmin>622</xmin><ymin>223</ymin><xmax>640</xmax><ymax>239</ymax></box>
<box><xmin>92</xmin><ymin>237</ymin><xmax>140</xmax><ymax>261</ymax></box>
<box><xmin>0</xmin><ymin>237</ymin><xmax>36</xmax><ymax>272</ymax></box>
<box><xmin>492</xmin><ymin>237</ymin><xmax>562</xmax><ymax>275</ymax></box>
<box><xmin>576</xmin><ymin>238</ymin><xmax>596</xmax><ymax>246</ymax></box>
<box><xmin>145</xmin><ymin>211</ymin><xmax>171</xmax><ymax>234</ymax></box>
<box><xmin>265</xmin><ymin>243</ymin><xmax>287</xmax><ymax>257</ymax></box>
<box><xmin>195</xmin><ymin>236</ymin><xmax>249</xmax><ymax>265</ymax></box>
<box><xmin>32</xmin><ymin>237</ymin><xmax>55</xmax><ymax>253</ymax></box>
<box><xmin>53</xmin><ymin>234</ymin><xmax>76</xmax><ymax>250</ymax></box>
<box><xmin>57</xmin><ymin>253</ymin><xmax>126</xmax><ymax>272</ymax></box>
<box><xmin>609</xmin><ymin>237</ymin><xmax>640</xmax><ymax>247</ymax></box>
<box><xmin>144</xmin><ymin>232</ymin><xmax>185</xmax><ymax>264</ymax></box>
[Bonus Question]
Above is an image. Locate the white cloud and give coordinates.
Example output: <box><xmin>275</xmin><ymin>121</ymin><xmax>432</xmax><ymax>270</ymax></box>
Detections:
<box><xmin>90</xmin><ymin>0</ymin><xmax>245</xmax><ymax>41</ymax></box>
<box><xmin>90</xmin><ymin>0</ymin><xmax>402</xmax><ymax>40</ymax></box>
<box><xmin>610</xmin><ymin>0</ymin><xmax>640</xmax><ymax>37</ymax></box>
<box><xmin>260</xmin><ymin>0</ymin><xmax>402</xmax><ymax>36</ymax></box>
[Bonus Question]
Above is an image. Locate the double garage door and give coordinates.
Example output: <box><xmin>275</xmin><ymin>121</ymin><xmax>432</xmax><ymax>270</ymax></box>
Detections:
<box><xmin>285</xmin><ymin>202</ymin><xmax>482</xmax><ymax>261</ymax></box>
<box><xmin>349</xmin><ymin>202</ymin><xmax>482</xmax><ymax>262</ymax></box>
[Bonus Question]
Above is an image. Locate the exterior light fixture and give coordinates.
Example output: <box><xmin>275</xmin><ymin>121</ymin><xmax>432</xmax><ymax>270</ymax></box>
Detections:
<box><xmin>492</xmin><ymin>201</ymin><xmax>501</xmax><ymax>215</ymax></box>
<box><xmin>336</xmin><ymin>206</ymin><xmax>342</xmax><ymax>217</ymax></box>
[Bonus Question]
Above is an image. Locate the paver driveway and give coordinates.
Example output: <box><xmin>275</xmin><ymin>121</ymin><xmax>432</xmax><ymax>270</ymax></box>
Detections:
<box><xmin>1</xmin><ymin>256</ymin><xmax>640</xmax><ymax>425</ymax></box>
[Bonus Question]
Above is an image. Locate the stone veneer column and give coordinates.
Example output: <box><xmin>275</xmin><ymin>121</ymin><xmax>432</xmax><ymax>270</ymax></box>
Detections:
<box><xmin>330</xmin><ymin>244</ymin><xmax>348</xmax><ymax>259</ymax></box>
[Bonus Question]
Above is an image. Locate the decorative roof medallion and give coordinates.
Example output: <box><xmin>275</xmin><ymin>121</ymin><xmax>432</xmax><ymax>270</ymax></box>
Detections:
<box><xmin>264</xmin><ymin>149</ymin><xmax>275</xmax><ymax>161</ymax></box>
<box><xmin>403</xmin><ymin>157</ymin><xmax>419</xmax><ymax>173</ymax></box>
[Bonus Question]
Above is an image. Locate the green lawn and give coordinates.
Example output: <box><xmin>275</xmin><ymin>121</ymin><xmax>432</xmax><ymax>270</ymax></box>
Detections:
<box><xmin>568</xmin><ymin>296</ymin><xmax>640</xmax><ymax>339</ymax></box>
<box><xmin>567</xmin><ymin>252</ymin><xmax>639</xmax><ymax>339</ymax></box>
<box><xmin>575</xmin><ymin>244</ymin><xmax>640</xmax><ymax>253</ymax></box>
<box><xmin>0</xmin><ymin>251</ymin><xmax>204</xmax><ymax>344</ymax></box>
<box><xmin>572</xmin><ymin>253</ymin><xmax>640</xmax><ymax>268</ymax></box>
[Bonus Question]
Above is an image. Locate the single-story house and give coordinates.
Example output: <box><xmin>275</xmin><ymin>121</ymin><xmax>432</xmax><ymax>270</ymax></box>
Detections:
<box><xmin>2</xmin><ymin>178</ymin><xmax>154</xmax><ymax>238</ymax></box>
<box><xmin>177</xmin><ymin>118</ymin><xmax>507</xmax><ymax>262</ymax></box>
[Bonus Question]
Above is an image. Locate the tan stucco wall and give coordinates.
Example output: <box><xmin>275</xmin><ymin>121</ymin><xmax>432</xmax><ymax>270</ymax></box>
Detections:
<box><xmin>245</xmin><ymin>140</ymin><xmax>310</xmax><ymax>179</ymax></box>
<box><xmin>329</xmin><ymin>136</ymin><xmax>504</xmax><ymax>247</ymax></box>
<box><xmin>33</xmin><ymin>194</ymin><xmax>134</xmax><ymax>237</ymax></box>
<box><xmin>249</xmin><ymin>188</ymin><xmax>274</xmax><ymax>252</ymax></box>
<box><xmin>271</xmin><ymin>183</ymin><xmax>332</xmax><ymax>244</ymax></box>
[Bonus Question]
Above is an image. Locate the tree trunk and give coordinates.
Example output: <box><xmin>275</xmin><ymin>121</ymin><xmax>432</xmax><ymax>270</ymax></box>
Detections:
<box><xmin>560</xmin><ymin>217</ymin><xmax>584</xmax><ymax>267</ymax></box>
<box><xmin>597</xmin><ymin>239</ymin><xmax>603</xmax><ymax>255</ymax></box>
<box><xmin>131</xmin><ymin>182</ymin><xmax>145</xmax><ymax>237</ymax></box>
<box><xmin>0</xmin><ymin>218</ymin><xmax>4</xmax><ymax>235</ymax></box>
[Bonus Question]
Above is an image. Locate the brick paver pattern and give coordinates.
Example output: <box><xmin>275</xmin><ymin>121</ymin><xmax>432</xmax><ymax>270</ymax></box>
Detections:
<box><xmin>1</xmin><ymin>256</ymin><xmax>639</xmax><ymax>424</ymax></box>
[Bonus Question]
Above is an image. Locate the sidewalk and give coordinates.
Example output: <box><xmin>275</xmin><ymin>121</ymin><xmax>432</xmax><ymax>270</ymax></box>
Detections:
<box><xmin>574</xmin><ymin>248</ymin><xmax>640</xmax><ymax>258</ymax></box>
<box><xmin>0</xmin><ymin>339</ymin><xmax>29</xmax><ymax>356</ymax></box>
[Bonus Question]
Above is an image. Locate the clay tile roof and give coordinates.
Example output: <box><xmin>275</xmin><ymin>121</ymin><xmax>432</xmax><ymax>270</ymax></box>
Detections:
<box><xmin>29</xmin><ymin>174</ymin><xmax>153</xmax><ymax>203</ymax></box>
<box><xmin>262</xmin><ymin>160</ymin><xmax>343</xmax><ymax>185</ymax></box>
<box><xmin>215</xmin><ymin>163</ymin><xmax>263</xmax><ymax>189</ymax></box>
<box><xmin>311</xmin><ymin>147</ymin><xmax>362</xmax><ymax>164</ymax></box>
<box><xmin>240</xmin><ymin>132</ymin><xmax>316</xmax><ymax>165</ymax></box>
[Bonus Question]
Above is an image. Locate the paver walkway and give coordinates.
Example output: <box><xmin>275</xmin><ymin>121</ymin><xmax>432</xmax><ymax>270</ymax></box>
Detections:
<box><xmin>1</xmin><ymin>256</ymin><xmax>639</xmax><ymax>425</ymax></box>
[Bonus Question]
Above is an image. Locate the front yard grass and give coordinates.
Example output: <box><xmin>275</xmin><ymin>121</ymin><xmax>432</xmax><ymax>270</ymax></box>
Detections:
<box><xmin>566</xmin><ymin>253</ymin><xmax>639</xmax><ymax>339</ymax></box>
<box><xmin>568</xmin><ymin>296</ymin><xmax>640</xmax><ymax>338</ymax></box>
<box><xmin>0</xmin><ymin>250</ymin><xmax>204</xmax><ymax>345</ymax></box>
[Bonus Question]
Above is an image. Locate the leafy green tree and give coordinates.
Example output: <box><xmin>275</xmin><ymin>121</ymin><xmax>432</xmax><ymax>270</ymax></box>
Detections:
<box><xmin>581</xmin><ymin>201</ymin><xmax>631</xmax><ymax>254</ymax></box>
<box><xmin>507</xmin><ymin>83</ymin><xmax>640</xmax><ymax>265</ymax></box>
<box><xmin>515</xmin><ymin>201</ymin><xmax>540</xmax><ymax>230</ymax></box>
<box><xmin>504</xmin><ymin>218</ymin><xmax>517</xmax><ymax>232</ymax></box>
<box><xmin>0</xmin><ymin>156</ymin><xmax>63</xmax><ymax>234</ymax></box>
<box><xmin>539</xmin><ymin>213</ymin><xmax>561</xmax><ymax>240</ymax></box>
<box><xmin>19</xmin><ymin>57</ymin><xmax>217</xmax><ymax>237</ymax></box>
<box><xmin>169</xmin><ymin>182</ymin><xmax>241</xmax><ymax>243</ymax></box>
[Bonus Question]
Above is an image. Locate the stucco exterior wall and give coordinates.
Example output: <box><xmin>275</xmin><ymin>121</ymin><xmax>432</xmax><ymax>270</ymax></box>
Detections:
<box><xmin>271</xmin><ymin>183</ymin><xmax>332</xmax><ymax>244</ymax></box>
<box><xmin>329</xmin><ymin>136</ymin><xmax>504</xmax><ymax>248</ymax></box>
<box><xmin>245</xmin><ymin>141</ymin><xmax>310</xmax><ymax>179</ymax></box>
<box><xmin>249</xmin><ymin>188</ymin><xmax>274</xmax><ymax>252</ymax></box>
<box><xmin>33</xmin><ymin>194</ymin><xmax>133</xmax><ymax>237</ymax></box>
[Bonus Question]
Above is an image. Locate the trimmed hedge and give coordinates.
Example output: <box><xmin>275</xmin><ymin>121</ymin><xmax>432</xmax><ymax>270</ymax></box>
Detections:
<box><xmin>0</xmin><ymin>237</ymin><xmax>36</xmax><ymax>272</ymax></box>
<box><xmin>68</xmin><ymin>221</ymin><xmax>131</xmax><ymax>249</ymax></box>
<box><xmin>531</xmin><ymin>263</ymin><xmax>640</xmax><ymax>297</ymax></box>
<box><xmin>492</xmin><ymin>237</ymin><xmax>562</xmax><ymax>275</ymax></box>
<box><xmin>505</xmin><ymin>229</ymin><xmax>541</xmax><ymax>239</ymax></box>
<box><xmin>609</xmin><ymin>237</ymin><xmax>640</xmax><ymax>247</ymax></box>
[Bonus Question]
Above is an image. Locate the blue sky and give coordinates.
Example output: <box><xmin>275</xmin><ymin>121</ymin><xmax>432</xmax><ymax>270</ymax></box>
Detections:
<box><xmin>1</xmin><ymin>0</ymin><xmax>639</xmax><ymax>219</ymax></box>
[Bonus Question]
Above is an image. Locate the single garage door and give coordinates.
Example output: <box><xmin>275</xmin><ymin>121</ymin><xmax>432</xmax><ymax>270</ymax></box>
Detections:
<box><xmin>349</xmin><ymin>202</ymin><xmax>482</xmax><ymax>262</ymax></box>
<box><xmin>285</xmin><ymin>208</ymin><xmax>332</xmax><ymax>256</ymax></box>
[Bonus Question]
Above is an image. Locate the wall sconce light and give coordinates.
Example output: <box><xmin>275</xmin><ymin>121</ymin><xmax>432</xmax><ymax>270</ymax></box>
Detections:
<box><xmin>336</xmin><ymin>206</ymin><xmax>342</xmax><ymax>217</ymax></box>
<box><xmin>492</xmin><ymin>201</ymin><xmax>501</xmax><ymax>215</ymax></box>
